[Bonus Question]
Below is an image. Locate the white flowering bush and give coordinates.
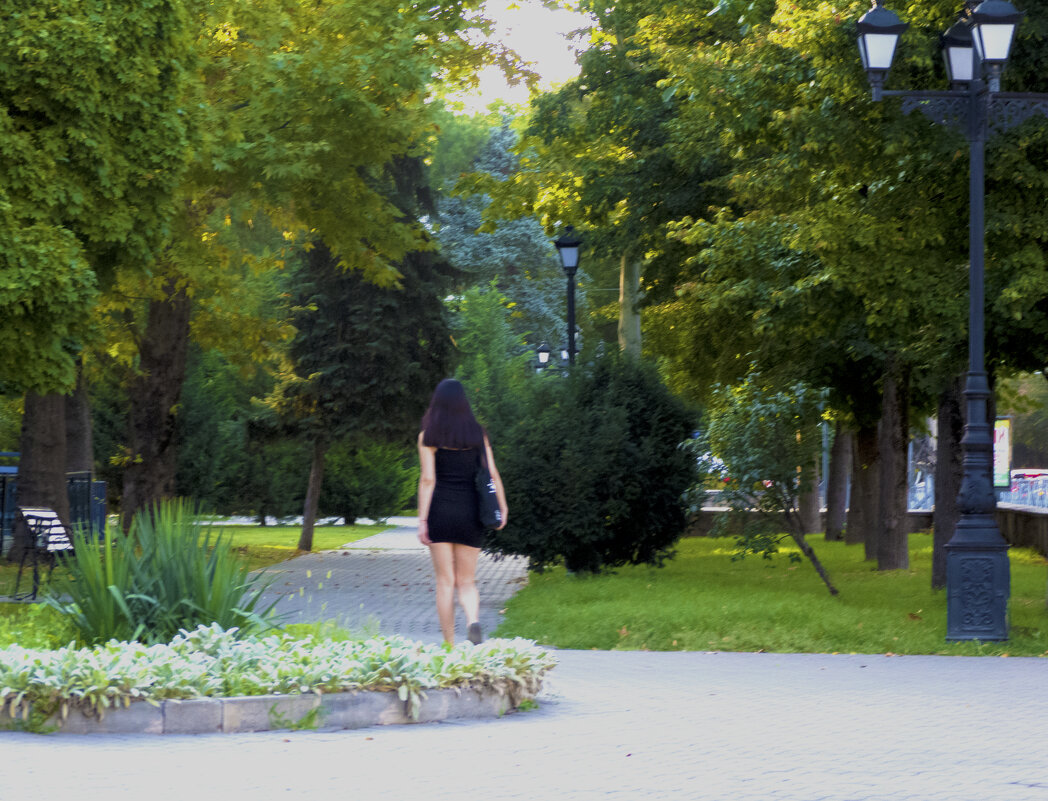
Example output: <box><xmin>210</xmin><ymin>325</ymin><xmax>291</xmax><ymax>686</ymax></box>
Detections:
<box><xmin>0</xmin><ymin>624</ymin><xmax>557</xmax><ymax>725</ymax></box>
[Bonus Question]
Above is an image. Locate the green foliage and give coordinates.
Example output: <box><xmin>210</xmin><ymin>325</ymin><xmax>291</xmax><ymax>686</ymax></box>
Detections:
<box><xmin>0</xmin><ymin>395</ymin><xmax>21</xmax><ymax>450</ymax></box>
<box><xmin>998</xmin><ymin>372</ymin><xmax>1048</xmax><ymax>467</ymax></box>
<box><xmin>705</xmin><ymin>371</ymin><xmax>825</xmax><ymax>533</ymax></box>
<box><xmin>428</xmin><ymin>106</ymin><xmax>497</xmax><ymax>191</ymax></box>
<box><xmin>0</xmin><ymin>625</ymin><xmax>557</xmax><ymax>725</ymax></box>
<box><xmin>171</xmin><ymin>347</ymin><xmax>312</xmax><ymax>520</ymax></box>
<box><xmin>702</xmin><ymin>371</ymin><xmax>839</xmax><ymax>593</ymax></box>
<box><xmin>0</xmin><ymin>0</ymin><xmax>195</xmax><ymax>392</ymax></box>
<box><xmin>497</xmin><ymin>534</ymin><xmax>1048</xmax><ymax>656</ymax></box>
<box><xmin>44</xmin><ymin>499</ymin><xmax>277</xmax><ymax>645</ymax></box>
<box><xmin>436</xmin><ymin>120</ymin><xmax>576</xmax><ymax>348</ymax></box>
<box><xmin>451</xmin><ymin>282</ymin><xmax>534</xmax><ymax>440</ymax></box>
<box><xmin>274</xmin><ymin>230</ymin><xmax>453</xmax><ymax>445</ymax></box>
<box><xmin>319</xmin><ymin>440</ymin><xmax>417</xmax><ymax>524</ymax></box>
<box><xmin>0</xmin><ymin>604</ymin><xmax>77</xmax><ymax>650</ymax></box>
<box><xmin>490</xmin><ymin>354</ymin><xmax>696</xmax><ymax>573</ymax></box>
<box><xmin>639</xmin><ymin>0</ymin><xmax>1048</xmax><ymax>420</ymax></box>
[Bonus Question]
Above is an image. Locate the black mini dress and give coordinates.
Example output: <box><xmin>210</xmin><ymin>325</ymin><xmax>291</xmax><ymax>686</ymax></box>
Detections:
<box><xmin>427</xmin><ymin>448</ymin><xmax>485</xmax><ymax>548</ymax></box>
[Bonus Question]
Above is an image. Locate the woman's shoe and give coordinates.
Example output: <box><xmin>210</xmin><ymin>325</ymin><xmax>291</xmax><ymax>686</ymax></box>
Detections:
<box><xmin>467</xmin><ymin>622</ymin><xmax>483</xmax><ymax>645</ymax></box>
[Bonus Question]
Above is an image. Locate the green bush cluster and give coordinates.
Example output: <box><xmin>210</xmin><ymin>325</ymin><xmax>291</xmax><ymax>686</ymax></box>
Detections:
<box><xmin>44</xmin><ymin>499</ymin><xmax>276</xmax><ymax>645</ymax></box>
<box><xmin>320</xmin><ymin>440</ymin><xmax>417</xmax><ymax>524</ymax></box>
<box><xmin>489</xmin><ymin>355</ymin><xmax>697</xmax><ymax>573</ymax></box>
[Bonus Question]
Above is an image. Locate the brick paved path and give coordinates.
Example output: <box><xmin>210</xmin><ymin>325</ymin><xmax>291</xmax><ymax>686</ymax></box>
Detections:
<box><xmin>258</xmin><ymin>523</ymin><xmax>528</xmax><ymax>642</ymax></box>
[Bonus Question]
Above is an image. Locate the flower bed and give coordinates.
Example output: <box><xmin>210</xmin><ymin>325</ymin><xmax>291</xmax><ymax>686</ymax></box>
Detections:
<box><xmin>0</xmin><ymin>624</ymin><xmax>556</xmax><ymax>731</ymax></box>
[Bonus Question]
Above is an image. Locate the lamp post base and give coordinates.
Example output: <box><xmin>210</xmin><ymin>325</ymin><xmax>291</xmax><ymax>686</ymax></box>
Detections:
<box><xmin>945</xmin><ymin>516</ymin><xmax>1010</xmax><ymax>641</ymax></box>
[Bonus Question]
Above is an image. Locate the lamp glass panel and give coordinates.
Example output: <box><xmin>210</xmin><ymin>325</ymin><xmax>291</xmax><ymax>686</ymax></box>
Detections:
<box><xmin>538</xmin><ymin>351</ymin><xmax>550</xmax><ymax>364</ymax></box>
<box><xmin>945</xmin><ymin>46</ymin><xmax>975</xmax><ymax>81</ymax></box>
<box><xmin>974</xmin><ymin>23</ymin><xmax>1015</xmax><ymax>61</ymax></box>
<box><xmin>558</xmin><ymin>246</ymin><xmax>580</xmax><ymax>269</ymax></box>
<box><xmin>860</xmin><ymin>33</ymin><xmax>900</xmax><ymax>70</ymax></box>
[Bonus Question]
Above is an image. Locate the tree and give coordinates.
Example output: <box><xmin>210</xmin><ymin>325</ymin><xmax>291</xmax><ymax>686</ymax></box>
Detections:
<box><xmin>274</xmin><ymin>156</ymin><xmax>455</xmax><ymax>550</ymax></box>
<box><xmin>1</xmin><ymin>0</ymin><xmax>196</xmax><ymax>540</ymax></box>
<box><xmin>319</xmin><ymin>440</ymin><xmax>417</xmax><ymax>525</ymax></box>
<box><xmin>108</xmin><ymin>0</ymin><xmax>509</xmax><ymax>527</ymax></box>
<box><xmin>436</xmin><ymin>119</ymin><xmax>578</xmax><ymax>350</ymax></box>
<box><xmin>460</xmin><ymin>0</ymin><xmax>724</xmax><ymax>359</ymax></box>
<box><xmin>643</xmin><ymin>0</ymin><xmax>1048</xmax><ymax>574</ymax></box>
<box><xmin>705</xmin><ymin>372</ymin><xmax>839</xmax><ymax>595</ymax></box>
<box><xmin>636</xmin><ymin>0</ymin><xmax>980</xmax><ymax>570</ymax></box>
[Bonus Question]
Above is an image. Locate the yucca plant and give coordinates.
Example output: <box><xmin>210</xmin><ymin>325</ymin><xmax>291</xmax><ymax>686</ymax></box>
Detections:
<box><xmin>45</xmin><ymin>498</ymin><xmax>279</xmax><ymax>645</ymax></box>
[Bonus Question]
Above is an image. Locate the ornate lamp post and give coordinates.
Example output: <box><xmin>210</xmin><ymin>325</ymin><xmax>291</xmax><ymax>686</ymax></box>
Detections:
<box><xmin>856</xmin><ymin>0</ymin><xmax>1048</xmax><ymax>640</ymax></box>
<box><xmin>554</xmin><ymin>227</ymin><xmax>582</xmax><ymax>366</ymax></box>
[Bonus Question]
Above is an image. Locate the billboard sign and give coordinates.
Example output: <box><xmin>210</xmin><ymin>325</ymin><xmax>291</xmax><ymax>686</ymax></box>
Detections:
<box><xmin>993</xmin><ymin>417</ymin><xmax>1012</xmax><ymax>489</ymax></box>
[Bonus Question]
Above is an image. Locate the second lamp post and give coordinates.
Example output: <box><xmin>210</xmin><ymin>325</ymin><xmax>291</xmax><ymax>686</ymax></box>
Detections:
<box><xmin>554</xmin><ymin>227</ymin><xmax>582</xmax><ymax>366</ymax></box>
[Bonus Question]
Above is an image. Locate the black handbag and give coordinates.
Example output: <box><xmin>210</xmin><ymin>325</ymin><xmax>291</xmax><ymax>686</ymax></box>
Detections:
<box><xmin>475</xmin><ymin>449</ymin><xmax>502</xmax><ymax>529</ymax></box>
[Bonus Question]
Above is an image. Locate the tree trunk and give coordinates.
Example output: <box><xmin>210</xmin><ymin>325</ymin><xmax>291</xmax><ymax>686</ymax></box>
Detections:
<box><xmin>788</xmin><ymin>531</ymin><xmax>839</xmax><ymax>595</ymax></box>
<box><xmin>798</xmin><ymin>452</ymin><xmax>820</xmax><ymax>534</ymax></box>
<box><xmin>825</xmin><ymin>422</ymin><xmax>852</xmax><ymax>541</ymax></box>
<box><xmin>65</xmin><ymin>362</ymin><xmax>93</xmax><ymax>474</ymax></box>
<box><xmin>618</xmin><ymin>252</ymin><xmax>642</xmax><ymax>358</ymax></box>
<box><xmin>11</xmin><ymin>393</ymin><xmax>70</xmax><ymax>561</ymax></box>
<box><xmin>297</xmin><ymin>438</ymin><xmax>328</xmax><ymax>551</ymax></box>
<box><xmin>932</xmin><ymin>375</ymin><xmax>964</xmax><ymax>590</ymax></box>
<box><xmin>847</xmin><ymin>422</ymin><xmax>880</xmax><ymax>561</ymax></box>
<box><xmin>121</xmin><ymin>278</ymin><xmax>192</xmax><ymax>532</ymax></box>
<box><xmin>877</xmin><ymin>357</ymin><xmax>910</xmax><ymax>570</ymax></box>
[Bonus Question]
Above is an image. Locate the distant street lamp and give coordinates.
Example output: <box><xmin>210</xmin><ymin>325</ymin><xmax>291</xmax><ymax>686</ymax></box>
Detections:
<box><xmin>554</xmin><ymin>226</ymin><xmax>582</xmax><ymax>366</ymax></box>
<box><xmin>855</xmin><ymin>0</ymin><xmax>1048</xmax><ymax>640</ymax></box>
<box><xmin>536</xmin><ymin>341</ymin><xmax>551</xmax><ymax>370</ymax></box>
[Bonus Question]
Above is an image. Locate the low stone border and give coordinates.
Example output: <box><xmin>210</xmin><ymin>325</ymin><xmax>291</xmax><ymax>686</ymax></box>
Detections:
<box><xmin>28</xmin><ymin>688</ymin><xmax>516</xmax><ymax>735</ymax></box>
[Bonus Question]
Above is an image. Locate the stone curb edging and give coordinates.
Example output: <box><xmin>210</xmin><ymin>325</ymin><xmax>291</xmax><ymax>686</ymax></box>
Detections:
<box><xmin>16</xmin><ymin>687</ymin><xmax>518</xmax><ymax>735</ymax></box>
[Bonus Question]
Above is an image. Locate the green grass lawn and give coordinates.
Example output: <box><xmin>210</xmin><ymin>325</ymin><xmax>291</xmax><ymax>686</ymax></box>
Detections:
<box><xmin>0</xmin><ymin>522</ymin><xmax>386</xmax><ymax>596</ymax></box>
<box><xmin>494</xmin><ymin>532</ymin><xmax>1048</xmax><ymax>657</ymax></box>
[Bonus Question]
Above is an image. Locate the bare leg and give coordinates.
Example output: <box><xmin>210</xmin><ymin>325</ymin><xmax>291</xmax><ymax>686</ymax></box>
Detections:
<box><xmin>453</xmin><ymin>544</ymin><xmax>481</xmax><ymax>627</ymax></box>
<box><xmin>428</xmin><ymin>543</ymin><xmax>456</xmax><ymax>644</ymax></box>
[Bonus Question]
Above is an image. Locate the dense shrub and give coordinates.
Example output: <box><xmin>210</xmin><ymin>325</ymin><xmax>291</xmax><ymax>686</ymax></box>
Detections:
<box><xmin>319</xmin><ymin>440</ymin><xmax>417</xmax><ymax>523</ymax></box>
<box><xmin>44</xmin><ymin>499</ymin><xmax>277</xmax><ymax>645</ymax></box>
<box><xmin>489</xmin><ymin>355</ymin><xmax>696</xmax><ymax>573</ymax></box>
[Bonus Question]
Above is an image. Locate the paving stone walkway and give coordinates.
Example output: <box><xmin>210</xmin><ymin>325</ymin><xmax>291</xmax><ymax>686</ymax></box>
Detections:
<box><xmin>258</xmin><ymin>521</ymin><xmax>528</xmax><ymax>642</ymax></box>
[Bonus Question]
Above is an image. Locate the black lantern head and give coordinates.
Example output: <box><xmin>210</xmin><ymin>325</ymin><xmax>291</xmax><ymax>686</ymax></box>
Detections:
<box><xmin>971</xmin><ymin>0</ymin><xmax>1023</xmax><ymax>62</ymax></box>
<box><xmin>970</xmin><ymin>0</ymin><xmax>1023</xmax><ymax>89</ymax></box>
<box><xmin>554</xmin><ymin>226</ymin><xmax>582</xmax><ymax>275</ymax></box>
<box><xmin>857</xmin><ymin>0</ymin><xmax>909</xmax><ymax>100</ymax></box>
<box><xmin>941</xmin><ymin>19</ymin><xmax>975</xmax><ymax>85</ymax></box>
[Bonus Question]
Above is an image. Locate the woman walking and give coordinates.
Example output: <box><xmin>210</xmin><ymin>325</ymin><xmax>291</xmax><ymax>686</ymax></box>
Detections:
<box><xmin>417</xmin><ymin>379</ymin><xmax>508</xmax><ymax>645</ymax></box>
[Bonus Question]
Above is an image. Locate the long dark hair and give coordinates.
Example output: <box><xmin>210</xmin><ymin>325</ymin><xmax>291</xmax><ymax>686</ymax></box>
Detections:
<box><xmin>420</xmin><ymin>379</ymin><xmax>485</xmax><ymax>448</ymax></box>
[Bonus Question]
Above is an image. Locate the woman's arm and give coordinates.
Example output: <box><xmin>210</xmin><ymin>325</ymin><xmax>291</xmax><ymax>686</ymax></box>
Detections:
<box><xmin>417</xmin><ymin>431</ymin><xmax>437</xmax><ymax>545</ymax></box>
<box><xmin>484</xmin><ymin>435</ymin><xmax>509</xmax><ymax>530</ymax></box>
